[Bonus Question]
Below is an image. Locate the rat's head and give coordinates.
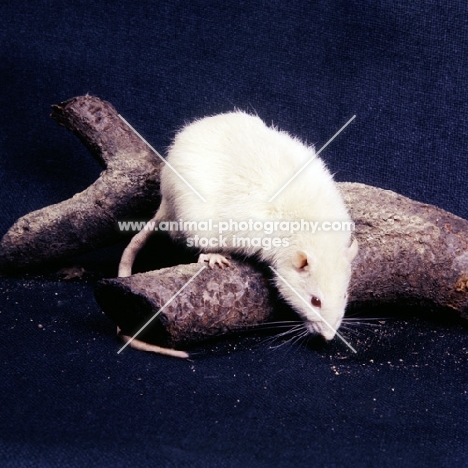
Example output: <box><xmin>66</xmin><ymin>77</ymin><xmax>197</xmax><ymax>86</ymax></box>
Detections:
<box><xmin>274</xmin><ymin>236</ymin><xmax>358</xmax><ymax>341</ymax></box>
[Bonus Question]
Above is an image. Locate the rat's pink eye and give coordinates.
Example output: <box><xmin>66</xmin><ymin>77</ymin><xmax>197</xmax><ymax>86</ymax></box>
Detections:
<box><xmin>311</xmin><ymin>296</ymin><xmax>322</xmax><ymax>308</ymax></box>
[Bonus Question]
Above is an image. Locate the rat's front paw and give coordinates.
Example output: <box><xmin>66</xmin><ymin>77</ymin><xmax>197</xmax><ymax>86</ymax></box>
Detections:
<box><xmin>198</xmin><ymin>253</ymin><xmax>231</xmax><ymax>269</ymax></box>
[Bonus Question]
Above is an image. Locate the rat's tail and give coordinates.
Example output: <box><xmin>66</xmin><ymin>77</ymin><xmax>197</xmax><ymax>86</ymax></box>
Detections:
<box><xmin>118</xmin><ymin>200</ymin><xmax>167</xmax><ymax>277</ymax></box>
<box><xmin>117</xmin><ymin>328</ymin><xmax>189</xmax><ymax>358</ymax></box>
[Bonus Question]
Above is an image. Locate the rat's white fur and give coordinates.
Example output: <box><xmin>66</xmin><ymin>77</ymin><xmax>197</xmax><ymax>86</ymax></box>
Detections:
<box><xmin>119</xmin><ymin>111</ymin><xmax>358</xmax><ymax>352</ymax></box>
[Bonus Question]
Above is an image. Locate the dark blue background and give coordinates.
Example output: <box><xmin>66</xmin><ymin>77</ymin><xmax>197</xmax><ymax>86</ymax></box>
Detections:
<box><xmin>1</xmin><ymin>1</ymin><xmax>467</xmax><ymax>467</ymax></box>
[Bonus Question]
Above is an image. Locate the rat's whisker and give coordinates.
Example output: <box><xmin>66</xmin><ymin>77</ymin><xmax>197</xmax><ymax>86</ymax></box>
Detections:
<box><xmin>343</xmin><ymin>318</ymin><xmax>385</xmax><ymax>323</ymax></box>
<box><xmin>291</xmin><ymin>329</ymin><xmax>310</xmax><ymax>348</ymax></box>
<box><xmin>232</xmin><ymin>320</ymin><xmax>303</xmax><ymax>331</ymax></box>
<box><xmin>342</xmin><ymin>320</ymin><xmax>381</xmax><ymax>328</ymax></box>
<box><xmin>261</xmin><ymin>324</ymin><xmax>305</xmax><ymax>349</ymax></box>
<box><xmin>265</xmin><ymin>323</ymin><xmax>315</xmax><ymax>354</ymax></box>
<box><xmin>274</xmin><ymin>324</ymin><xmax>305</xmax><ymax>338</ymax></box>
<box><xmin>251</xmin><ymin>321</ymin><xmax>303</xmax><ymax>330</ymax></box>
<box><xmin>268</xmin><ymin>331</ymin><xmax>305</xmax><ymax>351</ymax></box>
<box><xmin>339</xmin><ymin>325</ymin><xmax>365</xmax><ymax>337</ymax></box>
<box><xmin>343</xmin><ymin>314</ymin><xmax>392</xmax><ymax>321</ymax></box>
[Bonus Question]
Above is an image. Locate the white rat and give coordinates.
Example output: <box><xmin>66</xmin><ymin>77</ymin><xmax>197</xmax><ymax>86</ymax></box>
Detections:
<box><xmin>118</xmin><ymin>111</ymin><xmax>358</xmax><ymax>357</ymax></box>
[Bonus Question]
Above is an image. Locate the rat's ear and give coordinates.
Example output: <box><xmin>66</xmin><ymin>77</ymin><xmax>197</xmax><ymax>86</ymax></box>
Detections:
<box><xmin>292</xmin><ymin>250</ymin><xmax>311</xmax><ymax>271</ymax></box>
<box><xmin>345</xmin><ymin>238</ymin><xmax>359</xmax><ymax>262</ymax></box>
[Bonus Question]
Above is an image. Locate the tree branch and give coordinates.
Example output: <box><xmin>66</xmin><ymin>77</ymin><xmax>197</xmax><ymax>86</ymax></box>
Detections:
<box><xmin>0</xmin><ymin>96</ymin><xmax>161</xmax><ymax>271</ymax></box>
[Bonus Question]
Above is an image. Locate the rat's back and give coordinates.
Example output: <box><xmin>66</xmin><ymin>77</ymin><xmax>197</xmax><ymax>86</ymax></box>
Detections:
<box><xmin>161</xmin><ymin>111</ymin><xmax>333</xmax><ymax>223</ymax></box>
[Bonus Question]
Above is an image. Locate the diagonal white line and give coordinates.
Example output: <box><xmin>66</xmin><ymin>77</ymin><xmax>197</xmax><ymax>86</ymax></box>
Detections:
<box><xmin>268</xmin><ymin>115</ymin><xmax>356</xmax><ymax>202</ymax></box>
<box><xmin>118</xmin><ymin>114</ymin><xmax>207</xmax><ymax>202</ymax></box>
<box><xmin>117</xmin><ymin>265</ymin><xmax>207</xmax><ymax>354</ymax></box>
<box><xmin>269</xmin><ymin>266</ymin><xmax>357</xmax><ymax>353</ymax></box>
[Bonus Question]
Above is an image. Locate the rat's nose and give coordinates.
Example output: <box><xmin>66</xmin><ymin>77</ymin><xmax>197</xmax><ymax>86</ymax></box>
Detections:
<box><xmin>319</xmin><ymin>316</ymin><xmax>343</xmax><ymax>341</ymax></box>
<box><xmin>321</xmin><ymin>327</ymin><xmax>337</xmax><ymax>341</ymax></box>
<box><xmin>307</xmin><ymin>321</ymin><xmax>338</xmax><ymax>340</ymax></box>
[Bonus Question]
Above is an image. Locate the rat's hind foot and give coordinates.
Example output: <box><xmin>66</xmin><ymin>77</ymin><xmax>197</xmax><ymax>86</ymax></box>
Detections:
<box><xmin>198</xmin><ymin>253</ymin><xmax>231</xmax><ymax>269</ymax></box>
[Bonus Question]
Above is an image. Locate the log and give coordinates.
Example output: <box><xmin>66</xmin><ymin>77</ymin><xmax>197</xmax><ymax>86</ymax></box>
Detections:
<box><xmin>95</xmin><ymin>182</ymin><xmax>468</xmax><ymax>350</ymax></box>
<box><xmin>94</xmin><ymin>262</ymin><xmax>276</xmax><ymax>348</ymax></box>
<box><xmin>0</xmin><ymin>96</ymin><xmax>161</xmax><ymax>272</ymax></box>
<box><xmin>341</xmin><ymin>182</ymin><xmax>468</xmax><ymax>314</ymax></box>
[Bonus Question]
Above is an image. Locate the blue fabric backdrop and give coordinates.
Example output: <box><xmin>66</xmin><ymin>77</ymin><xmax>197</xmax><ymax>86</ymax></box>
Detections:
<box><xmin>1</xmin><ymin>1</ymin><xmax>467</xmax><ymax>467</ymax></box>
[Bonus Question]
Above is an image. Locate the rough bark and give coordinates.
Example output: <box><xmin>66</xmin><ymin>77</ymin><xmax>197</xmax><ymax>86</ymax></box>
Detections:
<box><xmin>95</xmin><ymin>262</ymin><xmax>276</xmax><ymax>348</ymax></box>
<box><xmin>0</xmin><ymin>96</ymin><xmax>161</xmax><ymax>272</ymax></box>
<box><xmin>95</xmin><ymin>183</ymin><xmax>468</xmax><ymax>348</ymax></box>
<box><xmin>341</xmin><ymin>183</ymin><xmax>468</xmax><ymax>314</ymax></box>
